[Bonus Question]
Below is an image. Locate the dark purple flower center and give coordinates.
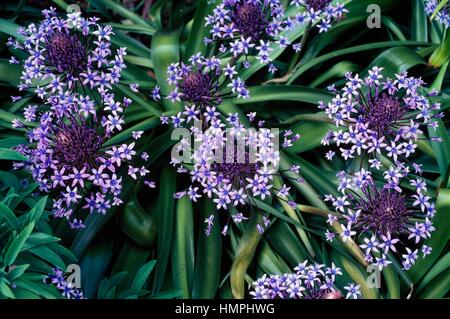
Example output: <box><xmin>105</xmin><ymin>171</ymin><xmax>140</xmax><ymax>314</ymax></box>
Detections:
<box><xmin>45</xmin><ymin>30</ymin><xmax>86</xmax><ymax>75</ymax></box>
<box><xmin>363</xmin><ymin>94</ymin><xmax>406</xmax><ymax>137</ymax></box>
<box><xmin>306</xmin><ymin>0</ymin><xmax>333</xmax><ymax>11</ymax></box>
<box><xmin>212</xmin><ymin>150</ymin><xmax>259</xmax><ymax>186</ymax></box>
<box><xmin>232</xmin><ymin>1</ymin><xmax>268</xmax><ymax>41</ymax></box>
<box><xmin>52</xmin><ymin>121</ymin><xmax>103</xmax><ymax>169</ymax></box>
<box><xmin>214</xmin><ymin>162</ymin><xmax>259</xmax><ymax>185</ymax></box>
<box><xmin>181</xmin><ymin>71</ymin><xmax>213</xmax><ymax>103</ymax></box>
<box><xmin>355</xmin><ymin>186</ymin><xmax>410</xmax><ymax>236</ymax></box>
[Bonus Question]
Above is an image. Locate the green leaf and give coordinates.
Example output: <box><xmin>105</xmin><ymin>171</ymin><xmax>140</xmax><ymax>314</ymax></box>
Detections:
<box><xmin>22</xmin><ymin>233</ymin><xmax>60</xmax><ymax>251</ymax></box>
<box><xmin>97</xmin><ymin>271</ymin><xmax>127</xmax><ymax>299</ymax></box>
<box><xmin>273</xmin><ymin>176</ymin><xmax>316</xmax><ymax>258</ymax></box>
<box><xmin>412</xmin><ymin>0</ymin><xmax>428</xmax><ymax>42</ymax></box>
<box><xmin>0</xmin><ymin>148</ymin><xmax>28</xmax><ymax>161</ymax></box>
<box><xmin>416</xmin><ymin>251</ymin><xmax>450</xmax><ymax>295</ymax></box>
<box><xmin>233</xmin><ymin>85</ymin><xmax>333</xmax><ymax>106</ymax></box>
<box><xmin>103</xmin><ymin>116</ymin><xmax>160</xmax><ymax>147</ymax></box>
<box><xmin>288</xmin><ymin>120</ymin><xmax>335</xmax><ymax>153</ymax></box>
<box><xmin>116</xmin><ymin>198</ymin><xmax>158</xmax><ymax>247</ymax></box>
<box><xmin>332</xmin><ymin>251</ymin><xmax>378</xmax><ymax>299</ymax></box>
<box><xmin>111</xmin><ymin>30</ymin><xmax>152</xmax><ymax>58</ymax></box>
<box><xmin>151</xmin><ymin>30</ymin><xmax>182</xmax><ymax>111</ymax></box>
<box><xmin>115</xmin><ymin>84</ymin><xmax>161</xmax><ymax>117</ymax></box>
<box><xmin>257</xmin><ymin>240</ymin><xmax>291</xmax><ymax>275</ymax></box>
<box><xmin>191</xmin><ymin>199</ymin><xmax>222</xmax><ymax>299</ymax></box>
<box><xmin>429</xmin><ymin>119</ymin><xmax>450</xmax><ymax>182</ymax></box>
<box><xmin>252</xmin><ymin>197</ymin><xmax>317</xmax><ymax>235</ymax></box>
<box><xmin>0</xmin><ymin>280</ymin><xmax>15</xmax><ymax>299</ymax></box>
<box><xmin>230</xmin><ymin>212</ymin><xmax>264</xmax><ymax>299</ymax></box>
<box><xmin>429</xmin><ymin>31</ymin><xmax>450</xmax><ymax>67</ymax></box>
<box><xmin>149</xmin><ymin>290</ymin><xmax>182</xmax><ymax>299</ymax></box>
<box><xmin>0</xmin><ymin>60</ymin><xmax>21</xmax><ymax>87</ymax></box>
<box><xmin>367</xmin><ymin>46</ymin><xmax>425</xmax><ymax>77</ymax></box>
<box><xmin>418</xmin><ymin>268</ymin><xmax>450</xmax><ymax>298</ymax></box>
<box><xmin>92</xmin><ymin>0</ymin><xmax>157</xmax><ymax>28</ymax></box>
<box><xmin>107</xmin><ymin>23</ymin><xmax>157</xmax><ymax>36</ymax></box>
<box><xmin>7</xmin><ymin>264</ymin><xmax>30</xmax><ymax>281</ymax></box>
<box><xmin>4</xmin><ymin>221</ymin><xmax>35</xmax><ymax>266</ymax></box>
<box><xmin>430</xmin><ymin>0</ymin><xmax>450</xmax><ymax>20</ymax></box>
<box><xmin>110</xmin><ymin>240</ymin><xmax>150</xmax><ymax>290</ymax></box>
<box><xmin>80</xmin><ymin>232</ymin><xmax>114</xmax><ymax>298</ymax></box>
<box><xmin>153</xmin><ymin>165</ymin><xmax>176</xmax><ymax>292</ymax></box>
<box><xmin>29</xmin><ymin>245</ymin><xmax>66</xmax><ymax>270</ymax></box>
<box><xmin>383</xmin><ymin>266</ymin><xmax>400</xmax><ymax>299</ymax></box>
<box><xmin>409</xmin><ymin>188</ymin><xmax>450</xmax><ymax>283</ymax></box>
<box><xmin>0</xmin><ymin>137</ymin><xmax>27</xmax><ymax>148</ymax></box>
<box><xmin>280</xmin><ymin>153</ymin><xmax>329</xmax><ymax>209</ymax></box>
<box><xmin>0</xmin><ymin>18</ymin><xmax>23</xmax><ymax>39</ymax></box>
<box><xmin>15</xmin><ymin>278</ymin><xmax>61</xmax><ymax>299</ymax></box>
<box><xmin>309</xmin><ymin>61</ymin><xmax>360</xmax><ymax>87</ymax></box>
<box><xmin>240</xmin><ymin>20</ymin><xmax>306</xmax><ymax>81</ymax></box>
<box><xmin>70</xmin><ymin>212</ymin><xmax>111</xmax><ymax>259</ymax></box>
<box><xmin>0</xmin><ymin>201</ymin><xmax>19</xmax><ymax>229</ymax></box>
<box><xmin>185</xmin><ymin>0</ymin><xmax>217</xmax><ymax>58</ymax></box>
<box><xmin>288</xmin><ymin>156</ymin><xmax>338</xmax><ymax>195</ymax></box>
<box><xmin>265</xmin><ymin>220</ymin><xmax>307</xmax><ymax>268</ymax></box>
<box><xmin>288</xmin><ymin>41</ymin><xmax>431</xmax><ymax>83</ymax></box>
<box><xmin>131</xmin><ymin>260</ymin><xmax>156</xmax><ymax>294</ymax></box>
<box><xmin>382</xmin><ymin>16</ymin><xmax>406</xmax><ymax>41</ymax></box>
<box><xmin>26</xmin><ymin>196</ymin><xmax>48</xmax><ymax>224</ymax></box>
<box><xmin>172</xmin><ymin>197</ymin><xmax>195</xmax><ymax>298</ymax></box>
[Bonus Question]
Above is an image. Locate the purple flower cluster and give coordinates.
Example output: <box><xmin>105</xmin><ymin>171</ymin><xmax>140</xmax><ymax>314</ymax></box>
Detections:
<box><xmin>9</xmin><ymin>8</ymin><xmax>153</xmax><ymax>229</ymax></box>
<box><xmin>7</xmin><ymin>8</ymin><xmax>126</xmax><ymax>100</ymax></box>
<box><xmin>205</xmin><ymin>0</ymin><xmax>289</xmax><ymax>66</ymax></box>
<box><xmin>157</xmin><ymin>53</ymin><xmax>248</xmax><ymax>122</ymax></box>
<box><xmin>320</xmin><ymin>67</ymin><xmax>442</xmax><ymax>163</ymax></box>
<box><xmin>425</xmin><ymin>0</ymin><xmax>450</xmax><ymax>27</ymax></box>
<box><xmin>171</xmin><ymin>112</ymin><xmax>300</xmax><ymax>214</ymax></box>
<box><xmin>205</xmin><ymin>0</ymin><xmax>347</xmax><ymax>69</ymax></box>
<box><xmin>325</xmin><ymin>168</ymin><xmax>435</xmax><ymax>271</ymax></box>
<box><xmin>45</xmin><ymin>268</ymin><xmax>85</xmax><ymax>299</ymax></box>
<box><xmin>290</xmin><ymin>0</ymin><xmax>347</xmax><ymax>33</ymax></box>
<box><xmin>249</xmin><ymin>261</ymin><xmax>360</xmax><ymax>299</ymax></box>
<box><xmin>14</xmin><ymin>92</ymin><xmax>150</xmax><ymax>229</ymax></box>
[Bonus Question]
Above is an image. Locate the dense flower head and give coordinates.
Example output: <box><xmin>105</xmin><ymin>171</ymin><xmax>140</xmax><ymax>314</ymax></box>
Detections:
<box><xmin>249</xmin><ymin>261</ymin><xmax>360</xmax><ymax>299</ymax></box>
<box><xmin>205</xmin><ymin>0</ymin><xmax>289</xmax><ymax>65</ymax></box>
<box><xmin>170</xmin><ymin>111</ymin><xmax>301</xmax><ymax>212</ymax></box>
<box><xmin>45</xmin><ymin>268</ymin><xmax>84</xmax><ymax>299</ymax></box>
<box><xmin>161</xmin><ymin>53</ymin><xmax>248</xmax><ymax>126</ymax></box>
<box><xmin>320</xmin><ymin>67</ymin><xmax>442</xmax><ymax>163</ymax></box>
<box><xmin>7</xmin><ymin>7</ymin><xmax>126</xmax><ymax>99</ymax></box>
<box><xmin>14</xmin><ymin>92</ymin><xmax>151</xmax><ymax>229</ymax></box>
<box><xmin>425</xmin><ymin>0</ymin><xmax>450</xmax><ymax>27</ymax></box>
<box><xmin>290</xmin><ymin>0</ymin><xmax>347</xmax><ymax>33</ymax></box>
<box><xmin>231</xmin><ymin>0</ymin><xmax>269</xmax><ymax>40</ymax></box>
<box><xmin>325</xmin><ymin>168</ymin><xmax>435</xmax><ymax>271</ymax></box>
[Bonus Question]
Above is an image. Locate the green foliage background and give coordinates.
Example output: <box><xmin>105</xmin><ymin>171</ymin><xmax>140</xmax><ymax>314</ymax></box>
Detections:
<box><xmin>0</xmin><ymin>0</ymin><xmax>449</xmax><ymax>299</ymax></box>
